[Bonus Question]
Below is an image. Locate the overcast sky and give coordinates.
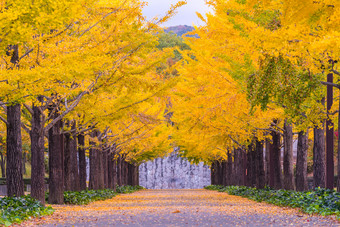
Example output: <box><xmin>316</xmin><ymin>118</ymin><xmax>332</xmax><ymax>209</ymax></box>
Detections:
<box><xmin>142</xmin><ymin>0</ymin><xmax>211</xmax><ymax>27</ymax></box>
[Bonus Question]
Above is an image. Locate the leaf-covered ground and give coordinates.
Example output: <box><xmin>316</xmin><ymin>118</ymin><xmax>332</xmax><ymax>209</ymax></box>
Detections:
<box><xmin>19</xmin><ymin>189</ymin><xmax>340</xmax><ymax>226</ymax></box>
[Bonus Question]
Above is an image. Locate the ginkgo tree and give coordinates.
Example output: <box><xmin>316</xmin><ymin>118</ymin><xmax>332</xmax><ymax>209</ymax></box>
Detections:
<box><xmin>0</xmin><ymin>0</ymin><xmax>187</xmax><ymax>204</ymax></box>
<box><xmin>170</xmin><ymin>0</ymin><xmax>340</xmax><ymax>191</ymax></box>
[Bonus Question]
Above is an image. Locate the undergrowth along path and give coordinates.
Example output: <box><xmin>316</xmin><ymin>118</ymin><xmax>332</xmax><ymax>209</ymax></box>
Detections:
<box><xmin>21</xmin><ymin>189</ymin><xmax>339</xmax><ymax>226</ymax></box>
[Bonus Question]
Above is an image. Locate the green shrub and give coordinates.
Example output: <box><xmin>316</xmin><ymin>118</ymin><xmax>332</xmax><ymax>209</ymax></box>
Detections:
<box><xmin>56</xmin><ymin>185</ymin><xmax>144</xmax><ymax>205</ymax></box>
<box><xmin>205</xmin><ymin>185</ymin><xmax>340</xmax><ymax>217</ymax></box>
<box><xmin>116</xmin><ymin>185</ymin><xmax>144</xmax><ymax>194</ymax></box>
<box><xmin>0</xmin><ymin>196</ymin><xmax>54</xmax><ymax>226</ymax></box>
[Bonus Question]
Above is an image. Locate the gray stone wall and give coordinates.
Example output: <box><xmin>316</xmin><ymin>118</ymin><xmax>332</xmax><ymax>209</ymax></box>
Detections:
<box><xmin>139</xmin><ymin>151</ymin><xmax>211</xmax><ymax>189</ymax></box>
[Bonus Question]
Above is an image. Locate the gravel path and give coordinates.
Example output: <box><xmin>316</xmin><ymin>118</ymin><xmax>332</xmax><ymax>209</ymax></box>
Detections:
<box><xmin>21</xmin><ymin>189</ymin><xmax>339</xmax><ymax>226</ymax></box>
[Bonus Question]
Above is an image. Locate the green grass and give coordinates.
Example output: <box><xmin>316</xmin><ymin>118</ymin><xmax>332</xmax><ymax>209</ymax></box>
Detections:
<box><xmin>50</xmin><ymin>185</ymin><xmax>144</xmax><ymax>205</ymax></box>
<box><xmin>0</xmin><ymin>185</ymin><xmax>144</xmax><ymax>226</ymax></box>
<box><xmin>206</xmin><ymin>185</ymin><xmax>340</xmax><ymax>218</ymax></box>
<box><xmin>0</xmin><ymin>195</ymin><xmax>53</xmax><ymax>226</ymax></box>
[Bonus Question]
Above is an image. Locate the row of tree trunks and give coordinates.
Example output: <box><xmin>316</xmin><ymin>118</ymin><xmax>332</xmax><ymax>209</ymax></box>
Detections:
<box><xmin>211</xmin><ymin>125</ymin><xmax>312</xmax><ymax>192</ymax></box>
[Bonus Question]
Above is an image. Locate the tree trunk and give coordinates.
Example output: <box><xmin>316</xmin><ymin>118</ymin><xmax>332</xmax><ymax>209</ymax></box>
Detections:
<box><xmin>112</xmin><ymin>152</ymin><xmax>117</xmax><ymax>190</ymax></box>
<box><xmin>271</xmin><ymin>126</ymin><xmax>282</xmax><ymax>189</ymax></box>
<box><xmin>117</xmin><ymin>155</ymin><xmax>122</xmax><ymax>186</ymax></box>
<box><xmin>265</xmin><ymin>139</ymin><xmax>270</xmax><ymax>186</ymax></box>
<box><xmin>78</xmin><ymin>134</ymin><xmax>86</xmax><ymax>191</ymax></box>
<box><xmin>64</xmin><ymin>133</ymin><xmax>72</xmax><ymax>191</ymax></box>
<box><xmin>132</xmin><ymin>164</ymin><xmax>139</xmax><ymax>186</ymax></box>
<box><xmin>296</xmin><ymin>131</ymin><xmax>308</xmax><ymax>191</ymax></box>
<box><xmin>242</xmin><ymin>149</ymin><xmax>247</xmax><ymax>186</ymax></box>
<box><xmin>97</xmin><ymin>150</ymin><xmax>105</xmax><ymax>189</ymax></box>
<box><xmin>221</xmin><ymin>161</ymin><xmax>227</xmax><ymax>186</ymax></box>
<box><xmin>326</xmin><ymin>73</ymin><xmax>334</xmax><ymax>190</ymax></box>
<box><xmin>89</xmin><ymin>131</ymin><xmax>98</xmax><ymax>190</ymax></box>
<box><xmin>127</xmin><ymin>163</ymin><xmax>133</xmax><ymax>185</ymax></box>
<box><xmin>121</xmin><ymin>160</ymin><xmax>127</xmax><ymax>185</ymax></box>
<box><xmin>64</xmin><ymin>123</ymin><xmax>79</xmax><ymax>191</ymax></box>
<box><xmin>22</xmin><ymin>152</ymin><xmax>26</xmax><ymax>175</ymax></box>
<box><xmin>30</xmin><ymin>102</ymin><xmax>46</xmax><ymax>204</ymax></box>
<box><xmin>0</xmin><ymin>153</ymin><xmax>5</xmax><ymax>178</ymax></box>
<box><xmin>103</xmin><ymin>149</ymin><xmax>108</xmax><ymax>188</ymax></box>
<box><xmin>227</xmin><ymin>152</ymin><xmax>232</xmax><ymax>186</ymax></box>
<box><xmin>338</xmin><ymin>92</ymin><xmax>340</xmax><ymax>191</ymax></box>
<box><xmin>6</xmin><ymin>104</ymin><xmax>24</xmax><ymax>197</ymax></box>
<box><xmin>108</xmin><ymin>151</ymin><xmax>114</xmax><ymax>189</ymax></box>
<box><xmin>313</xmin><ymin>124</ymin><xmax>326</xmax><ymax>188</ymax></box>
<box><xmin>48</xmin><ymin>116</ymin><xmax>64</xmax><ymax>204</ymax></box>
<box><xmin>283</xmin><ymin>121</ymin><xmax>295</xmax><ymax>190</ymax></box>
<box><xmin>211</xmin><ymin>161</ymin><xmax>216</xmax><ymax>185</ymax></box>
<box><xmin>234</xmin><ymin>149</ymin><xmax>244</xmax><ymax>186</ymax></box>
<box><xmin>255</xmin><ymin>140</ymin><xmax>265</xmax><ymax>189</ymax></box>
<box><xmin>247</xmin><ymin>143</ymin><xmax>256</xmax><ymax>187</ymax></box>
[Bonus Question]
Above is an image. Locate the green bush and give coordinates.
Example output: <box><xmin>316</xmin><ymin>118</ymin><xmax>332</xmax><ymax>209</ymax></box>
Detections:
<box><xmin>205</xmin><ymin>185</ymin><xmax>340</xmax><ymax>217</ymax></box>
<box><xmin>58</xmin><ymin>185</ymin><xmax>144</xmax><ymax>205</ymax></box>
<box><xmin>0</xmin><ymin>196</ymin><xmax>54</xmax><ymax>226</ymax></box>
<box><xmin>116</xmin><ymin>185</ymin><xmax>144</xmax><ymax>194</ymax></box>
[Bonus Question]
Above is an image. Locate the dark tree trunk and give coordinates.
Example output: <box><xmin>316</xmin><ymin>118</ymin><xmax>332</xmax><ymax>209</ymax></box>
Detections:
<box><xmin>296</xmin><ymin>131</ymin><xmax>309</xmax><ymax>191</ymax></box>
<box><xmin>0</xmin><ymin>153</ymin><xmax>5</xmax><ymax>178</ymax></box>
<box><xmin>48</xmin><ymin>116</ymin><xmax>64</xmax><ymax>204</ymax></box>
<box><xmin>242</xmin><ymin>149</ymin><xmax>247</xmax><ymax>186</ymax></box>
<box><xmin>227</xmin><ymin>152</ymin><xmax>232</xmax><ymax>186</ymax></box>
<box><xmin>64</xmin><ymin>123</ymin><xmax>79</xmax><ymax>191</ymax></box>
<box><xmin>221</xmin><ymin>161</ymin><xmax>227</xmax><ymax>186</ymax></box>
<box><xmin>255</xmin><ymin>140</ymin><xmax>265</xmax><ymax>189</ymax></box>
<box><xmin>97</xmin><ymin>150</ymin><xmax>105</xmax><ymax>189</ymax></box>
<box><xmin>132</xmin><ymin>164</ymin><xmax>139</xmax><ymax>186</ymax></box>
<box><xmin>22</xmin><ymin>152</ymin><xmax>26</xmax><ymax>175</ymax></box>
<box><xmin>30</xmin><ymin>102</ymin><xmax>46</xmax><ymax>204</ymax></box>
<box><xmin>247</xmin><ymin>143</ymin><xmax>256</xmax><ymax>187</ymax></box>
<box><xmin>313</xmin><ymin>124</ymin><xmax>326</xmax><ymax>188</ymax></box>
<box><xmin>64</xmin><ymin>133</ymin><xmax>71</xmax><ymax>191</ymax></box>
<box><xmin>217</xmin><ymin>161</ymin><xmax>223</xmax><ymax>185</ymax></box>
<box><xmin>89</xmin><ymin>132</ymin><xmax>98</xmax><ymax>190</ymax></box>
<box><xmin>265</xmin><ymin>139</ymin><xmax>270</xmax><ymax>186</ymax></box>
<box><xmin>326</xmin><ymin>73</ymin><xmax>334</xmax><ymax>190</ymax></box>
<box><xmin>122</xmin><ymin>160</ymin><xmax>127</xmax><ymax>186</ymax></box>
<box><xmin>283</xmin><ymin>121</ymin><xmax>295</xmax><ymax>190</ymax></box>
<box><xmin>338</xmin><ymin>92</ymin><xmax>340</xmax><ymax>191</ymax></box>
<box><xmin>233</xmin><ymin>149</ymin><xmax>239</xmax><ymax>185</ymax></box>
<box><xmin>234</xmin><ymin>149</ymin><xmax>244</xmax><ymax>186</ymax></box>
<box><xmin>117</xmin><ymin>155</ymin><xmax>122</xmax><ymax>186</ymax></box>
<box><xmin>127</xmin><ymin>163</ymin><xmax>133</xmax><ymax>185</ymax></box>
<box><xmin>78</xmin><ymin>134</ymin><xmax>86</xmax><ymax>190</ymax></box>
<box><xmin>103</xmin><ymin>149</ymin><xmax>108</xmax><ymax>188</ymax></box>
<box><xmin>112</xmin><ymin>153</ymin><xmax>117</xmax><ymax>190</ymax></box>
<box><xmin>211</xmin><ymin>161</ymin><xmax>215</xmax><ymax>185</ymax></box>
<box><xmin>271</xmin><ymin>127</ymin><xmax>282</xmax><ymax>189</ymax></box>
<box><xmin>108</xmin><ymin>152</ymin><xmax>113</xmax><ymax>189</ymax></box>
<box><xmin>6</xmin><ymin>104</ymin><xmax>24</xmax><ymax>197</ymax></box>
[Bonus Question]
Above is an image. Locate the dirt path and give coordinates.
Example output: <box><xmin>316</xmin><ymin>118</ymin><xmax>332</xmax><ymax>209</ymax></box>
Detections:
<box><xmin>21</xmin><ymin>189</ymin><xmax>339</xmax><ymax>226</ymax></box>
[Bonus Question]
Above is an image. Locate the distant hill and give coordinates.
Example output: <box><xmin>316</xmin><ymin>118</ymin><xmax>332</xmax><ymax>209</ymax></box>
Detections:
<box><xmin>164</xmin><ymin>25</ymin><xmax>195</xmax><ymax>37</ymax></box>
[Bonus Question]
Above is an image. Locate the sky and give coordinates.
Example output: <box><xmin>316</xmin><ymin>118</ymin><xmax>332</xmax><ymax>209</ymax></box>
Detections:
<box><xmin>142</xmin><ymin>0</ymin><xmax>211</xmax><ymax>27</ymax></box>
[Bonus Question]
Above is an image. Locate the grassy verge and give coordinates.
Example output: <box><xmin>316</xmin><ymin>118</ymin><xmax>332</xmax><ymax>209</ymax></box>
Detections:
<box><xmin>1</xmin><ymin>185</ymin><xmax>143</xmax><ymax>226</ymax></box>
<box><xmin>62</xmin><ymin>185</ymin><xmax>144</xmax><ymax>205</ymax></box>
<box><xmin>0</xmin><ymin>196</ymin><xmax>53</xmax><ymax>226</ymax></box>
<box><xmin>205</xmin><ymin>185</ymin><xmax>340</xmax><ymax>218</ymax></box>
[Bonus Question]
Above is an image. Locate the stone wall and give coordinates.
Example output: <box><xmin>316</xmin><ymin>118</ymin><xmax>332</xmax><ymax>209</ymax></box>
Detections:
<box><xmin>139</xmin><ymin>151</ymin><xmax>211</xmax><ymax>189</ymax></box>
